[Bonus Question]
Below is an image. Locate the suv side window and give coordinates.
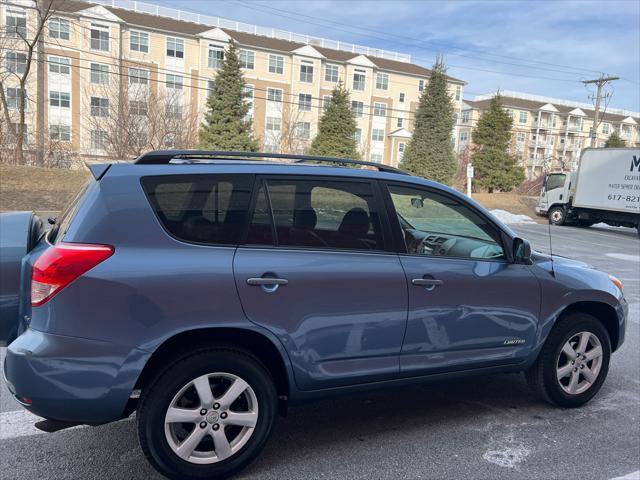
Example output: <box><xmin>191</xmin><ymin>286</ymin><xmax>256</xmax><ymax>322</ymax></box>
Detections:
<box><xmin>387</xmin><ymin>184</ymin><xmax>505</xmax><ymax>260</ymax></box>
<box><xmin>246</xmin><ymin>178</ymin><xmax>384</xmax><ymax>251</ymax></box>
<box><xmin>142</xmin><ymin>174</ymin><xmax>253</xmax><ymax>245</ymax></box>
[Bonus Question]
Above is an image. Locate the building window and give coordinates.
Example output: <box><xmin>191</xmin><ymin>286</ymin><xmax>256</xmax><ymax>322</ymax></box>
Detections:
<box><xmin>90</xmin><ymin>24</ymin><xmax>110</xmax><ymax>51</ymax></box>
<box><xmin>351</xmin><ymin>100</ymin><xmax>364</xmax><ymax>118</ymax></box>
<box><xmin>266</xmin><ymin>116</ymin><xmax>281</xmax><ymax>132</ymax></box>
<box><xmin>6</xmin><ymin>52</ymin><xmax>27</xmax><ymax>75</ymax></box>
<box><xmin>298</xmin><ymin>93</ymin><xmax>312</xmax><ymax>111</ymax></box>
<box><xmin>6</xmin><ymin>87</ymin><xmax>27</xmax><ymax>110</ymax></box>
<box><xmin>325</xmin><ymin>64</ymin><xmax>339</xmax><ymax>82</ymax></box>
<box><xmin>418</xmin><ymin>79</ymin><xmax>425</xmax><ymax>92</ymax></box>
<box><xmin>239</xmin><ymin>50</ymin><xmax>255</xmax><ymax>69</ymax></box>
<box><xmin>371</xmin><ymin>153</ymin><xmax>383</xmax><ymax>163</ymax></box>
<box><xmin>461</xmin><ymin>110</ymin><xmax>470</xmax><ymax>123</ymax></box>
<box><xmin>49</xmin><ymin>56</ymin><xmax>70</xmax><ymax>75</ymax></box>
<box><xmin>6</xmin><ymin>9</ymin><xmax>27</xmax><ymax>38</ymax></box>
<box><xmin>354</xmin><ymin>128</ymin><xmax>362</xmax><ymax>144</ymax></box>
<box><xmin>399</xmin><ymin>92</ymin><xmax>405</xmax><ymax>103</ymax></box>
<box><xmin>130</xmin><ymin>31</ymin><xmax>149</xmax><ymax>53</ymax></box>
<box><xmin>322</xmin><ymin>95</ymin><xmax>331</xmax><ymax>112</ymax></box>
<box><xmin>398</xmin><ymin>142</ymin><xmax>406</xmax><ymax>159</ymax></box>
<box><xmin>90</xmin><ymin>63</ymin><xmax>109</xmax><ymax>84</ymax></box>
<box><xmin>267</xmin><ymin>88</ymin><xmax>282</xmax><ymax>103</ymax></box>
<box><xmin>516</xmin><ymin>132</ymin><xmax>526</xmax><ymax>143</ymax></box>
<box><xmin>167</xmin><ymin>37</ymin><xmax>185</xmax><ymax>59</ymax></box>
<box><xmin>165</xmin><ymin>102</ymin><xmax>183</xmax><ymax>118</ymax></box>
<box><xmin>353</xmin><ymin>69</ymin><xmax>366</xmax><ymax>91</ymax></box>
<box><xmin>295</xmin><ymin>121</ymin><xmax>311</xmax><ymax>139</ymax></box>
<box><xmin>603</xmin><ymin>123</ymin><xmax>610</xmax><ymax>134</ymax></box>
<box><xmin>10</xmin><ymin>123</ymin><xmax>28</xmax><ymax>143</ymax></box>
<box><xmin>375</xmin><ymin>73</ymin><xmax>389</xmax><ymax>90</ymax></box>
<box><xmin>268</xmin><ymin>54</ymin><xmax>284</xmax><ymax>74</ymax></box>
<box><xmin>129</xmin><ymin>100</ymin><xmax>148</xmax><ymax>116</ymax></box>
<box><xmin>455</xmin><ymin>85</ymin><xmax>461</xmax><ymax>101</ymax></box>
<box><xmin>90</xmin><ymin>129</ymin><xmax>108</xmax><ymax>150</ymax></box>
<box><xmin>372</xmin><ymin>128</ymin><xmax>385</xmax><ymax>142</ymax></box>
<box><xmin>300</xmin><ymin>61</ymin><xmax>314</xmax><ymax>83</ymax></box>
<box><xmin>165</xmin><ymin>74</ymin><xmax>183</xmax><ymax>90</ymax></box>
<box><xmin>129</xmin><ymin>68</ymin><xmax>149</xmax><ymax>85</ymax></box>
<box><xmin>459</xmin><ymin>132</ymin><xmax>468</xmax><ymax>143</ymax></box>
<box><xmin>397</xmin><ymin>117</ymin><xmax>403</xmax><ymax>128</ymax></box>
<box><xmin>49</xmin><ymin>91</ymin><xmax>70</xmax><ymax>108</ymax></box>
<box><xmin>90</xmin><ymin>97</ymin><xmax>109</xmax><ymax>117</ymax></box>
<box><xmin>373</xmin><ymin>102</ymin><xmax>387</xmax><ymax>117</ymax></box>
<box><xmin>207</xmin><ymin>80</ymin><xmax>215</xmax><ymax>97</ymax></box>
<box><xmin>243</xmin><ymin>85</ymin><xmax>254</xmax><ymax>120</ymax></box>
<box><xmin>49</xmin><ymin>18</ymin><xmax>70</xmax><ymax>40</ymax></box>
<box><xmin>519</xmin><ymin>111</ymin><xmax>528</xmax><ymax>124</ymax></box>
<box><xmin>50</xmin><ymin>124</ymin><xmax>71</xmax><ymax>142</ymax></box>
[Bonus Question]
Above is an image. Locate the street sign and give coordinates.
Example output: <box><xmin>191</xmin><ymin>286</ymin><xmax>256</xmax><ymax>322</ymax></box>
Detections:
<box><xmin>467</xmin><ymin>164</ymin><xmax>474</xmax><ymax>178</ymax></box>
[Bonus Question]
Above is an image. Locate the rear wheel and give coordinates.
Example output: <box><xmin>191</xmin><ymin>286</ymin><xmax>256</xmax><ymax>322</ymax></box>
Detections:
<box><xmin>548</xmin><ymin>206</ymin><xmax>566</xmax><ymax>225</ymax></box>
<box><xmin>525</xmin><ymin>313</ymin><xmax>611</xmax><ymax>408</ymax></box>
<box><xmin>138</xmin><ymin>348</ymin><xmax>277</xmax><ymax>480</ymax></box>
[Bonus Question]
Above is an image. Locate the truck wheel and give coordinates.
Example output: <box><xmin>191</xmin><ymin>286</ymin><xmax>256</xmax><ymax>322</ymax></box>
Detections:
<box><xmin>525</xmin><ymin>312</ymin><xmax>610</xmax><ymax>408</ymax></box>
<box><xmin>548</xmin><ymin>206</ymin><xmax>566</xmax><ymax>225</ymax></box>
<box><xmin>138</xmin><ymin>348</ymin><xmax>277</xmax><ymax>480</ymax></box>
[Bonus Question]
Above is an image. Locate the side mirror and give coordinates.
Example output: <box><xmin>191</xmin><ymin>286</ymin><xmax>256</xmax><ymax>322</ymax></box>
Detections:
<box><xmin>513</xmin><ymin>237</ymin><xmax>532</xmax><ymax>263</ymax></box>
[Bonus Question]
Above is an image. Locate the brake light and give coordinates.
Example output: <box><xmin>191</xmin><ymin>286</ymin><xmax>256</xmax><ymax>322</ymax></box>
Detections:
<box><xmin>31</xmin><ymin>242</ymin><xmax>114</xmax><ymax>306</ymax></box>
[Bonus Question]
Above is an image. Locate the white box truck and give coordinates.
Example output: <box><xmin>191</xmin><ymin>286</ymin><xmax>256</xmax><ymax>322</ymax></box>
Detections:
<box><xmin>536</xmin><ymin>147</ymin><xmax>640</xmax><ymax>234</ymax></box>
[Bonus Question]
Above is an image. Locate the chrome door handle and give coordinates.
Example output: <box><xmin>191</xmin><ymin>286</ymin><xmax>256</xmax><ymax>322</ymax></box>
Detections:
<box><xmin>411</xmin><ymin>278</ymin><xmax>443</xmax><ymax>287</ymax></box>
<box><xmin>247</xmin><ymin>277</ymin><xmax>289</xmax><ymax>286</ymax></box>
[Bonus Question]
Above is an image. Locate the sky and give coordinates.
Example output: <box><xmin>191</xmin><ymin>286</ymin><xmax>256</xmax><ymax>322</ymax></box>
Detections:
<box><xmin>152</xmin><ymin>0</ymin><xmax>640</xmax><ymax>113</ymax></box>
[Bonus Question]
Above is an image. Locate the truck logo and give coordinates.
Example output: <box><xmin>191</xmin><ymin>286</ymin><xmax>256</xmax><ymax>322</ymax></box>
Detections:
<box><xmin>631</xmin><ymin>155</ymin><xmax>640</xmax><ymax>172</ymax></box>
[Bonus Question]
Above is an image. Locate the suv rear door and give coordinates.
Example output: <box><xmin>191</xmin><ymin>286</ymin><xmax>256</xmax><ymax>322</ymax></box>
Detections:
<box><xmin>383</xmin><ymin>182</ymin><xmax>540</xmax><ymax>375</ymax></box>
<box><xmin>233</xmin><ymin>176</ymin><xmax>408</xmax><ymax>390</ymax></box>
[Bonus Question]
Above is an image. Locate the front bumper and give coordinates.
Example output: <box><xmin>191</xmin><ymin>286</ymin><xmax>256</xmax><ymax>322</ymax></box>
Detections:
<box><xmin>4</xmin><ymin>329</ymin><xmax>150</xmax><ymax>424</ymax></box>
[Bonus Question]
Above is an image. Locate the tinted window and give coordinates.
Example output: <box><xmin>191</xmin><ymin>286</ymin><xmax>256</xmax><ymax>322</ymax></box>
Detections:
<box><xmin>142</xmin><ymin>175</ymin><xmax>253</xmax><ymax>245</ymax></box>
<box><xmin>247</xmin><ymin>179</ymin><xmax>384</xmax><ymax>251</ymax></box>
<box><xmin>388</xmin><ymin>184</ymin><xmax>504</xmax><ymax>260</ymax></box>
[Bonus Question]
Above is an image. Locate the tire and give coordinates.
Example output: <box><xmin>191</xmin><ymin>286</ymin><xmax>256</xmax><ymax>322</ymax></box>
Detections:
<box><xmin>137</xmin><ymin>348</ymin><xmax>277</xmax><ymax>480</ymax></box>
<box><xmin>525</xmin><ymin>312</ymin><xmax>611</xmax><ymax>408</ymax></box>
<box><xmin>548</xmin><ymin>206</ymin><xmax>566</xmax><ymax>225</ymax></box>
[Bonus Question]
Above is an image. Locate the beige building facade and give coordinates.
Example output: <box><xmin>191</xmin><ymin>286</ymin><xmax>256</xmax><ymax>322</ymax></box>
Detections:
<box><xmin>1</xmin><ymin>0</ymin><xmax>466</xmax><ymax>166</ymax></box>
<box><xmin>457</xmin><ymin>91</ymin><xmax>640</xmax><ymax>179</ymax></box>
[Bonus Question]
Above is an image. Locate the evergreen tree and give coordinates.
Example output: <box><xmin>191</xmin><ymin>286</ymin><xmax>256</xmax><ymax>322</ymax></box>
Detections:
<box><xmin>605</xmin><ymin>131</ymin><xmax>626</xmax><ymax>147</ymax></box>
<box><xmin>199</xmin><ymin>41</ymin><xmax>259</xmax><ymax>151</ymax></box>
<box><xmin>309</xmin><ymin>83</ymin><xmax>360</xmax><ymax>159</ymax></box>
<box><xmin>471</xmin><ymin>94</ymin><xmax>525</xmax><ymax>192</ymax></box>
<box><xmin>400</xmin><ymin>57</ymin><xmax>456</xmax><ymax>184</ymax></box>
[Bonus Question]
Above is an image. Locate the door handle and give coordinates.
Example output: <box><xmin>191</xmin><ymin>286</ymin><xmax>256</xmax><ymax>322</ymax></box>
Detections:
<box><xmin>247</xmin><ymin>277</ymin><xmax>289</xmax><ymax>286</ymax></box>
<box><xmin>411</xmin><ymin>278</ymin><xmax>443</xmax><ymax>287</ymax></box>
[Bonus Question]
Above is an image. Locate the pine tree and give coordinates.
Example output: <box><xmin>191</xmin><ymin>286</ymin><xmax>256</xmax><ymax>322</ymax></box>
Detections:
<box><xmin>400</xmin><ymin>57</ymin><xmax>456</xmax><ymax>184</ymax></box>
<box><xmin>199</xmin><ymin>41</ymin><xmax>259</xmax><ymax>151</ymax></box>
<box><xmin>309</xmin><ymin>83</ymin><xmax>360</xmax><ymax>159</ymax></box>
<box><xmin>605</xmin><ymin>131</ymin><xmax>626</xmax><ymax>147</ymax></box>
<box><xmin>471</xmin><ymin>94</ymin><xmax>525</xmax><ymax>192</ymax></box>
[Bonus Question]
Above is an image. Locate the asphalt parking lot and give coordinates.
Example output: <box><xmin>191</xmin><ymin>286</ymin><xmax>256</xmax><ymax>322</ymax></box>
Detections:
<box><xmin>1</xmin><ymin>223</ymin><xmax>638</xmax><ymax>480</ymax></box>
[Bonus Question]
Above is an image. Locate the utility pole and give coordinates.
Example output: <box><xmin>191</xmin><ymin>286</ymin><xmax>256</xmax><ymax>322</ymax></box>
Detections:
<box><xmin>582</xmin><ymin>75</ymin><xmax>619</xmax><ymax>147</ymax></box>
<box><xmin>36</xmin><ymin>0</ymin><xmax>45</xmax><ymax>166</ymax></box>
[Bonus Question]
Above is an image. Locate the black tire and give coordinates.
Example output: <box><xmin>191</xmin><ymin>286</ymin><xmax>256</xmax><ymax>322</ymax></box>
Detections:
<box><xmin>138</xmin><ymin>348</ymin><xmax>277</xmax><ymax>480</ymax></box>
<box><xmin>525</xmin><ymin>312</ymin><xmax>611</xmax><ymax>408</ymax></box>
<box><xmin>548</xmin><ymin>206</ymin><xmax>566</xmax><ymax>225</ymax></box>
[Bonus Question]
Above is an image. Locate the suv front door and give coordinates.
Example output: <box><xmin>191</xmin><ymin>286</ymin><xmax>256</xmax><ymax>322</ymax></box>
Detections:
<box><xmin>384</xmin><ymin>183</ymin><xmax>540</xmax><ymax>375</ymax></box>
<box><xmin>233</xmin><ymin>176</ymin><xmax>407</xmax><ymax>390</ymax></box>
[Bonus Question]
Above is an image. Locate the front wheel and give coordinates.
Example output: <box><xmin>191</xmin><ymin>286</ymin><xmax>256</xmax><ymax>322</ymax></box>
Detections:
<box><xmin>548</xmin><ymin>206</ymin><xmax>566</xmax><ymax>225</ymax></box>
<box><xmin>138</xmin><ymin>348</ymin><xmax>277</xmax><ymax>480</ymax></box>
<box><xmin>525</xmin><ymin>313</ymin><xmax>611</xmax><ymax>408</ymax></box>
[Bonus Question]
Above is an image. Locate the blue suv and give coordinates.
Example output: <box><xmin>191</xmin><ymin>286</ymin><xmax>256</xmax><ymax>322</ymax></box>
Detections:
<box><xmin>1</xmin><ymin>151</ymin><xmax>627</xmax><ymax>479</ymax></box>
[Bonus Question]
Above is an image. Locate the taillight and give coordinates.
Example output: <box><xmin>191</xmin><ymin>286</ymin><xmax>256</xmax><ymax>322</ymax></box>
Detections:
<box><xmin>31</xmin><ymin>242</ymin><xmax>114</xmax><ymax>306</ymax></box>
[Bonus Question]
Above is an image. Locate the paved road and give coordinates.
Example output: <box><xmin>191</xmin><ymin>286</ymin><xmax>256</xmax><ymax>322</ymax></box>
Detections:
<box><xmin>1</xmin><ymin>223</ymin><xmax>638</xmax><ymax>480</ymax></box>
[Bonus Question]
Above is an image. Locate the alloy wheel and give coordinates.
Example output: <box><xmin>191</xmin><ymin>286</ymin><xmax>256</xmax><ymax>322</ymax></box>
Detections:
<box><xmin>556</xmin><ymin>331</ymin><xmax>603</xmax><ymax>395</ymax></box>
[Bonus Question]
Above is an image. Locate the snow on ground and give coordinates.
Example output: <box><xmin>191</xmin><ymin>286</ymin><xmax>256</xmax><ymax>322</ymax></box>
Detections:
<box><xmin>490</xmin><ymin>209</ymin><xmax>536</xmax><ymax>224</ymax></box>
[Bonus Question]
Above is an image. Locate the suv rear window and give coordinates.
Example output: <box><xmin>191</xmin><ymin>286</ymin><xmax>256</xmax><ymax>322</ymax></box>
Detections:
<box><xmin>142</xmin><ymin>175</ymin><xmax>253</xmax><ymax>245</ymax></box>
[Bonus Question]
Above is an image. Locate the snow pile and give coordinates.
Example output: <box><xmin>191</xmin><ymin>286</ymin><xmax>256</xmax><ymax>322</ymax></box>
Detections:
<box><xmin>490</xmin><ymin>209</ymin><xmax>536</xmax><ymax>224</ymax></box>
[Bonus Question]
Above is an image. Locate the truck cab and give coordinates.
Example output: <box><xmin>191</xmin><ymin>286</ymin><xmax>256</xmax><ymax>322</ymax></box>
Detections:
<box><xmin>536</xmin><ymin>171</ymin><xmax>573</xmax><ymax>223</ymax></box>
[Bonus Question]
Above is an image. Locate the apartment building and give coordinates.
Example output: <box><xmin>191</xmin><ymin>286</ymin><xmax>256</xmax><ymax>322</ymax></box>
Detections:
<box><xmin>1</xmin><ymin>0</ymin><xmax>466</xmax><ymax>166</ymax></box>
<box><xmin>457</xmin><ymin>91</ymin><xmax>640</xmax><ymax>179</ymax></box>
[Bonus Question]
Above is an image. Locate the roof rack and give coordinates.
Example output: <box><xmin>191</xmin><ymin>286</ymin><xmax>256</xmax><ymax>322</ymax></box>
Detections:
<box><xmin>134</xmin><ymin>150</ymin><xmax>409</xmax><ymax>175</ymax></box>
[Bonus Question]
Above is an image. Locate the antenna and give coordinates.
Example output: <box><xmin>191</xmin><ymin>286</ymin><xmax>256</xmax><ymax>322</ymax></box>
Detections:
<box><xmin>548</xmin><ymin>216</ymin><xmax>556</xmax><ymax>278</ymax></box>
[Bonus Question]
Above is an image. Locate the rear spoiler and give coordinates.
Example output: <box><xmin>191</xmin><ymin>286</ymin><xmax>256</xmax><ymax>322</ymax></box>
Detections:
<box><xmin>86</xmin><ymin>163</ymin><xmax>112</xmax><ymax>180</ymax></box>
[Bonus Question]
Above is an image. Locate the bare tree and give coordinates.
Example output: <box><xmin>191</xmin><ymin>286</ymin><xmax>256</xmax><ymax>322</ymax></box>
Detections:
<box><xmin>0</xmin><ymin>0</ymin><xmax>62</xmax><ymax>164</ymax></box>
<box><xmin>262</xmin><ymin>100</ymin><xmax>312</xmax><ymax>154</ymax></box>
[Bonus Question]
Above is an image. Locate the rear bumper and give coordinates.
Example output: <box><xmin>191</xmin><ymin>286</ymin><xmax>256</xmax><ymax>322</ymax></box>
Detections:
<box><xmin>3</xmin><ymin>329</ymin><xmax>150</xmax><ymax>424</ymax></box>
